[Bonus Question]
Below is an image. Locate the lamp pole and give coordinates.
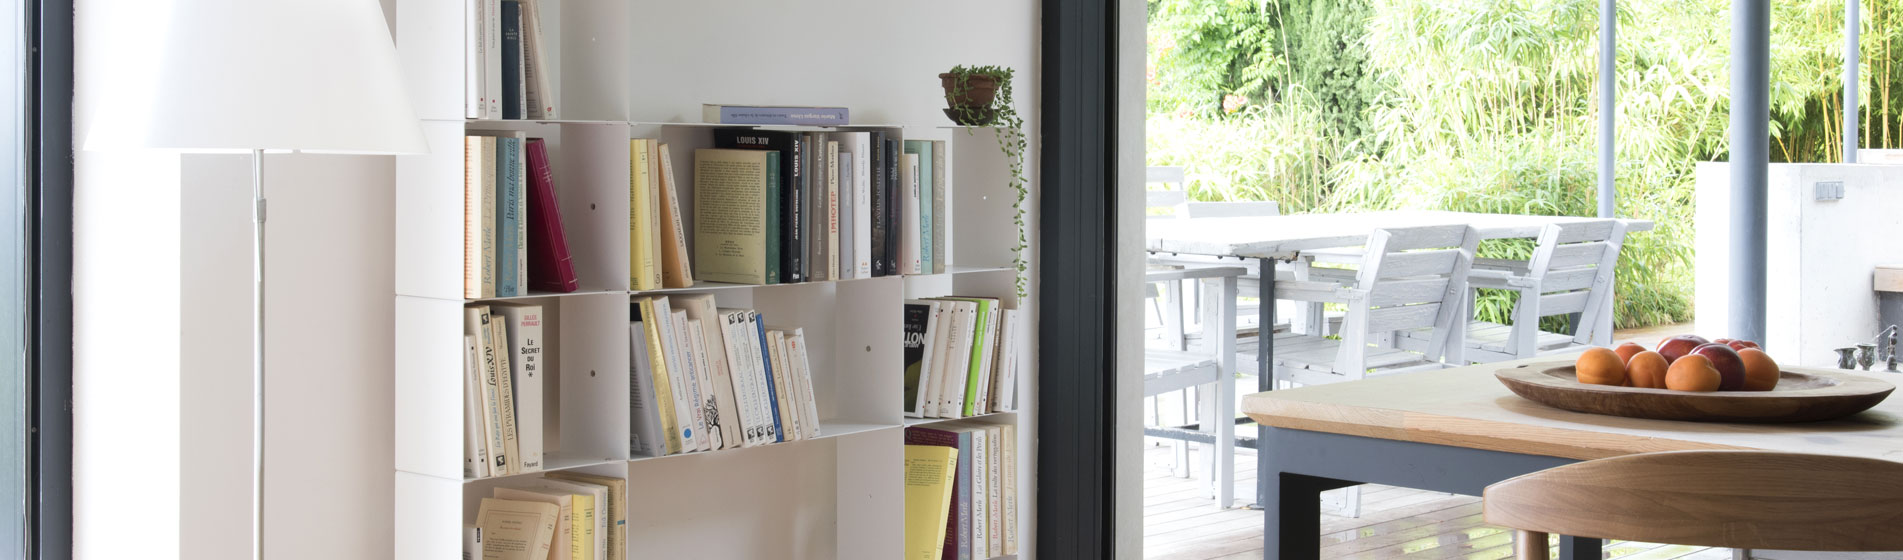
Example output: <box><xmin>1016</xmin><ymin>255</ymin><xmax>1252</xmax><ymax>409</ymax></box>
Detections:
<box><xmin>251</xmin><ymin>149</ymin><xmax>267</xmax><ymax>560</ymax></box>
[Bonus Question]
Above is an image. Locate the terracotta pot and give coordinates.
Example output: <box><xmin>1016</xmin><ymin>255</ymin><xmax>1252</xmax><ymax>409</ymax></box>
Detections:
<box><xmin>940</xmin><ymin>73</ymin><xmax>999</xmax><ymax>110</ymax></box>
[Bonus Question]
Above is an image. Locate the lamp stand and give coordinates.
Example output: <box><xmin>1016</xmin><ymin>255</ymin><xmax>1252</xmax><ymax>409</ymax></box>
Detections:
<box><xmin>251</xmin><ymin>148</ymin><xmax>267</xmax><ymax>560</ymax></box>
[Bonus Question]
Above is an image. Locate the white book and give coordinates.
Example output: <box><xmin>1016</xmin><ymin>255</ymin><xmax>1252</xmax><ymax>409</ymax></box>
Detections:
<box><xmin>474</xmin><ymin>498</ymin><xmax>558</xmax><ymax>560</ymax></box>
<box><xmin>992</xmin><ymin>309</ymin><xmax>1021</xmax><ymax>413</ymax></box>
<box><xmin>484</xmin><ymin>0</ymin><xmax>501</xmax><ymax>117</ymax></box>
<box><xmin>1002</xmin><ymin>424</ymin><xmax>1018</xmax><ymax>555</ymax></box>
<box><xmin>515</xmin><ymin>478</ymin><xmax>609</xmax><ymax>560</ymax></box>
<box><xmin>492</xmin><ymin>304</ymin><xmax>544</xmax><ymax>472</ymax></box>
<box><xmin>628</xmin><ymin>321</ymin><xmax>664</xmax><ymax>458</ymax></box>
<box><xmin>826</xmin><ymin>141</ymin><xmax>841</xmax><ymax>280</ymax></box>
<box><xmin>464</xmin><ymin>137</ymin><xmax>495</xmax><ymax>299</ymax></box>
<box><xmin>492</xmin><ymin>487</ymin><xmax>572</xmax><ymax>560</ymax></box>
<box><xmin>935</xmin><ymin>302</ymin><xmax>976</xmax><ymax>418</ymax></box>
<box><xmin>985</xmin><ymin>424</ymin><xmax>1004</xmax><ymax>557</ymax></box>
<box><xmin>462</xmin><ymin>335</ymin><xmax>490</xmax><ymax>478</ymax></box>
<box><xmin>518</xmin><ymin>0</ymin><xmax>556</xmax><ymax>119</ymax></box>
<box><xmin>844</xmin><ymin>132</ymin><xmax>873</xmax><ymax>277</ymax></box>
<box><xmin>650</xmin><ymin>298</ymin><xmax>699</xmax><ymax>452</ymax></box>
<box><xmin>930</xmin><ymin>140</ymin><xmax>947</xmax><ymax>273</ymax></box>
<box><xmin>670</xmin><ymin>310</ymin><xmax>711</xmax><ymax>452</ymax></box>
<box><xmin>678</xmin><ymin>295</ymin><xmax>742</xmax><ymax>448</ymax></box>
<box><xmin>465</xmin><ymin>0</ymin><xmax>485</xmax><ymax>119</ymax></box>
<box><xmin>733</xmin><ymin>310</ymin><xmax>773</xmax><ymax>446</ymax></box>
<box><xmin>462</xmin><ymin>524</ymin><xmax>482</xmax><ymax>560</ymax></box>
<box><xmin>788</xmin><ymin>328</ymin><xmax>821</xmax><ymax>438</ymax></box>
<box><xmin>836</xmin><ymin>152</ymin><xmax>854</xmax><ymax>280</ymax></box>
<box><xmin>747</xmin><ymin>312</ymin><xmax>781</xmax><ymax>442</ymax></box>
<box><xmin>765</xmin><ymin>330</ymin><xmax>799</xmax><ymax>441</ymax></box>
<box><xmin>715</xmin><ymin>310</ymin><xmax>762</xmax><ymax>447</ymax></box>
<box><xmin>969</xmin><ymin>426</ymin><xmax>989</xmax><ymax>553</ymax></box>
<box><xmin>685</xmin><ymin>319</ymin><xmax>723</xmax><ymax>450</ymax></box>
<box><xmin>486</xmin><ymin>308</ymin><xmax>521</xmax><ymax>474</ymax></box>
<box><xmin>922</xmin><ymin>302</ymin><xmax>952</xmax><ymax>418</ymax></box>
<box><xmin>466</xmin><ymin>306</ymin><xmax>511</xmax><ymax>474</ymax></box>
<box><xmin>901</xmin><ymin>153</ymin><xmax>922</xmax><ymax>274</ymax></box>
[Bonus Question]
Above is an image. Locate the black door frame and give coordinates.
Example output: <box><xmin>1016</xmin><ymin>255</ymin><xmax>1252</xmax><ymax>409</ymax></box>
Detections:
<box><xmin>28</xmin><ymin>0</ymin><xmax>74</xmax><ymax>555</ymax></box>
<box><xmin>1037</xmin><ymin>0</ymin><xmax>1120</xmax><ymax>557</ymax></box>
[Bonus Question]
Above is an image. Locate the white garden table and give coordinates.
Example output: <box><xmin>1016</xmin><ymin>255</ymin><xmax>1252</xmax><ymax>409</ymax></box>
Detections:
<box><xmin>1143</xmin><ymin>210</ymin><xmax>1655</xmax><ymax>516</ymax></box>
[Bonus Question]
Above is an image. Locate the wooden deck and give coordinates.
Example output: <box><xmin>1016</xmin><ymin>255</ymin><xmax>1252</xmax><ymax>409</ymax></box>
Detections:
<box><xmin>1142</xmin><ymin>444</ymin><xmax>1735</xmax><ymax>560</ymax></box>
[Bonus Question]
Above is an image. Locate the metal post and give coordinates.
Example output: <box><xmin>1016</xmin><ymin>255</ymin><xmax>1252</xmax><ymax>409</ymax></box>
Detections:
<box><xmin>1598</xmin><ymin>0</ymin><xmax>1617</xmax><ymax>218</ymax></box>
<box><xmin>1845</xmin><ymin>0</ymin><xmax>1861</xmax><ymax>163</ymax></box>
<box><xmin>251</xmin><ymin>149</ymin><xmax>267</xmax><ymax>560</ymax></box>
<box><xmin>1731</xmin><ymin>0</ymin><xmax>1769</xmax><ymax>343</ymax></box>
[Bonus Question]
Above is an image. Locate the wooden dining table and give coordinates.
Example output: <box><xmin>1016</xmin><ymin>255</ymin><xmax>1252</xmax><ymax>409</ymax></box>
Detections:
<box><xmin>1241</xmin><ymin>355</ymin><xmax>1903</xmax><ymax>560</ymax></box>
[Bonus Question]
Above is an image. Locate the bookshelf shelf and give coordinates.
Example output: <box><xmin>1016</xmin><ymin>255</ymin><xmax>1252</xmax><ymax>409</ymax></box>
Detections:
<box><xmin>393</xmin><ymin>2</ymin><xmax>1037</xmax><ymax>559</ymax></box>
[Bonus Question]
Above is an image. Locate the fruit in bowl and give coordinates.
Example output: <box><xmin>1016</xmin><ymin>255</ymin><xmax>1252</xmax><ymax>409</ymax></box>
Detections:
<box><xmin>1574</xmin><ymin>347</ymin><xmax>1627</xmax><ymax>386</ymax></box>
<box><xmin>1656</xmin><ymin>335</ymin><xmax>1711</xmax><ymax>364</ymax></box>
<box><xmin>1689</xmin><ymin>343</ymin><xmax>1747</xmax><ymax>391</ymax></box>
<box><xmin>1665</xmin><ymin>354</ymin><xmax>1722</xmax><ymax>392</ymax></box>
<box><xmin>1573</xmin><ymin>334</ymin><xmax>1778</xmax><ymax>392</ymax></box>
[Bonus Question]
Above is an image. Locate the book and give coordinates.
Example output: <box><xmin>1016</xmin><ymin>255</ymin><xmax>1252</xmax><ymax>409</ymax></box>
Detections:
<box><xmin>751</xmin><ymin>312</ymin><xmax>784</xmax><ymax>442</ymax></box>
<box><xmin>951</xmin><ymin>428</ymin><xmax>975</xmax><ymax>560</ymax></box>
<box><xmin>719</xmin><ymin>308</ymin><xmax>769</xmax><ymax>446</ymax></box>
<box><xmin>492</xmin><ymin>304</ymin><xmax>544</xmax><ymax>472</ymax></box>
<box><xmin>499</xmin><ymin>1</ymin><xmax>523</xmax><ymax>120</ymax></box>
<box><xmin>483</xmin><ymin>133</ymin><xmax>527</xmax><ymax>297</ymax></box>
<box><xmin>628</xmin><ymin>318</ymin><xmax>663</xmax><ymax>457</ymax></box>
<box><xmin>467</xmin><ymin>306</ymin><xmax>510</xmax><ymax>473</ymax></box>
<box><xmin>653</xmin><ymin>299</ymin><xmax>701</xmax><ymax>452</ymax></box>
<box><xmin>701</xmin><ymin>103</ymin><xmax>849</xmax><ymax>126</ymax></box>
<box><xmin>968</xmin><ymin>426</ymin><xmax>989</xmax><ymax>554</ymax></box>
<box><xmin>921</xmin><ymin>302</ymin><xmax>952</xmax><ymax>419</ymax></box>
<box><xmin>883</xmin><ymin>137</ymin><xmax>902</xmax><ymax>277</ymax></box>
<box><xmin>473</xmin><ymin>497</ymin><xmax>558</xmax><ymax>560</ymax></box>
<box><xmin>904</xmin><ymin>140</ymin><xmax>935</xmax><ymax>275</ymax></box>
<box><xmin>869</xmin><ymin>131</ymin><xmax>887</xmax><ymax>277</ymax></box>
<box><xmin>632</xmin><ymin>298</ymin><xmax>681</xmax><ymax>454</ymax></box>
<box><xmin>524</xmin><ymin>139</ymin><xmax>578</xmax><ymax>293</ymax></box>
<box><xmin>985</xmin><ymin>424</ymin><xmax>1004</xmax><ymax>557</ymax></box>
<box><xmin>465</xmin><ymin>0</ymin><xmax>485</xmax><ymax>119</ymax></box>
<box><xmin>903</xmin><ymin>445</ymin><xmax>959</xmax><ymax>560</ymax></box>
<box><xmin>463</xmin><ymin>524</ymin><xmax>482</xmax><ymax>560</ymax></box>
<box><xmin>1001</xmin><ymin>424</ymin><xmax>1018</xmax><ymax>555</ymax></box>
<box><xmin>711</xmin><ymin>128</ymin><xmax>799</xmax><ymax>283</ymax></box>
<box><xmin>807</xmin><ymin>135</ymin><xmax>828</xmax><ymax>282</ymax></box>
<box><xmin>518</xmin><ymin>0</ymin><xmax>555</xmax><ymax>119</ymax></box>
<box><xmin>837</xmin><ymin>151</ymin><xmax>855</xmax><ymax>280</ymax></box>
<box><xmin>486</xmin><ymin>306</ymin><xmax>522</xmax><ymax>474</ymax></box>
<box><xmin>685</xmin><ymin>319</ymin><xmax>722</xmax><ymax>446</ymax></box>
<box><xmin>677</xmin><ymin>294</ymin><xmax>743</xmax><ymax>448</ymax></box>
<box><xmin>788</xmin><ymin>328</ymin><xmax>821</xmax><ymax>439</ymax></box>
<box><xmin>541</xmin><ymin>472</ymin><xmax>627</xmax><ymax>560</ymax></box>
<box><xmin>929</xmin><ymin>140</ymin><xmax>946</xmax><ymax>273</ymax></box>
<box><xmin>629</xmin><ymin>140</ymin><xmax>660</xmax><ymax>291</ymax></box>
<box><xmin>483</xmin><ymin>0</ymin><xmax>500</xmax><ymax>117</ymax></box>
<box><xmin>693</xmin><ymin>149</ymin><xmax>778</xmax><ymax>285</ymax></box>
<box><xmin>671</xmin><ymin>310</ymin><xmax>712</xmax><ymax>451</ymax></box>
<box><xmin>837</xmin><ymin>132</ymin><xmax>873</xmax><ymax>278</ymax></box>
<box><xmin>992</xmin><ymin>309</ymin><xmax>1022</xmax><ymax>412</ymax></box>
<box><xmin>466</xmin><ymin>136</ymin><xmax>498</xmax><ymax>298</ymax></box>
<box><xmin>765</xmin><ymin>330</ymin><xmax>798</xmax><ymax>441</ymax></box>
<box><xmin>513</xmin><ymin>478</ymin><xmax>609</xmax><ymax>560</ymax></box>
<box><xmin>798</xmin><ymin>134</ymin><xmax>815</xmax><ymax>283</ymax></box>
<box><xmin>825</xmin><ymin>140</ymin><xmax>841</xmax><ymax>280</ymax></box>
<box><xmin>903</xmin><ymin>427</ymin><xmax>969</xmax><ymax>560</ymax></box>
<box><xmin>938</xmin><ymin>297</ymin><xmax>999</xmax><ymax>416</ymax></box>
<box><xmin>656</xmin><ymin>143</ymin><xmax>694</xmax><ymax>288</ymax></box>
<box><xmin>490</xmin><ymin>487</ymin><xmax>576</xmax><ymax>560</ymax></box>
<box><xmin>900</xmin><ymin>152</ymin><xmax>922</xmax><ymax>275</ymax></box>
<box><xmin>902</xmin><ymin>301</ymin><xmax>935</xmax><ymax>417</ymax></box>
<box><xmin>933</xmin><ymin>301</ymin><xmax>977</xmax><ymax>418</ymax></box>
<box><xmin>463</xmin><ymin>335</ymin><xmax>491</xmax><ymax>478</ymax></box>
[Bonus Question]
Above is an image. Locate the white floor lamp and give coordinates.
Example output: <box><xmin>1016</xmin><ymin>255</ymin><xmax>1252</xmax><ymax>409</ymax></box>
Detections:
<box><xmin>104</xmin><ymin>1</ymin><xmax>426</xmax><ymax>558</ymax></box>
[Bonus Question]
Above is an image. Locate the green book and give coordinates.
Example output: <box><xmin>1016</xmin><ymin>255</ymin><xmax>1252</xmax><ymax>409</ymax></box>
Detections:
<box><xmin>765</xmin><ymin>151</ymin><xmax>781</xmax><ymax>284</ymax></box>
<box><xmin>938</xmin><ymin>297</ymin><xmax>998</xmax><ymax>416</ymax></box>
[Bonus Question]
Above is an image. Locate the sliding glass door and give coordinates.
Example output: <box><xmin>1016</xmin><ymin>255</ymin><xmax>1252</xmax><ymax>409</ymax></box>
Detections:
<box><xmin>1</xmin><ymin>0</ymin><xmax>27</xmax><ymax>554</ymax></box>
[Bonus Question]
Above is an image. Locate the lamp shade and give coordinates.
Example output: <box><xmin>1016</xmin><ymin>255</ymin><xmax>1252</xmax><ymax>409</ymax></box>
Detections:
<box><xmin>133</xmin><ymin>0</ymin><xmax>427</xmax><ymax>154</ymax></box>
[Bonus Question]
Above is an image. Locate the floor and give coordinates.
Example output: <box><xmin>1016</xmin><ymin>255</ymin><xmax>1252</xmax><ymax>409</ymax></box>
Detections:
<box><xmin>1142</xmin><ymin>323</ymin><xmax>1724</xmax><ymax>559</ymax></box>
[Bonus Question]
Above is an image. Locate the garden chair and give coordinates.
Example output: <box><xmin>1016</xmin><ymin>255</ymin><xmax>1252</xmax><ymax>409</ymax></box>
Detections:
<box><xmin>1142</xmin><ymin>266</ymin><xmax>1242</xmax><ymax>509</ymax></box>
<box><xmin>1483</xmin><ymin>451</ymin><xmax>1903</xmax><ymax>559</ymax></box>
<box><xmin>1393</xmin><ymin>220</ymin><xmax>1626</xmax><ymax>363</ymax></box>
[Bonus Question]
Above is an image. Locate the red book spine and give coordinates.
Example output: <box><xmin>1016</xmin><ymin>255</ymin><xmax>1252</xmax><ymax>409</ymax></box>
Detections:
<box><xmin>525</xmin><ymin>139</ymin><xmax>579</xmax><ymax>292</ymax></box>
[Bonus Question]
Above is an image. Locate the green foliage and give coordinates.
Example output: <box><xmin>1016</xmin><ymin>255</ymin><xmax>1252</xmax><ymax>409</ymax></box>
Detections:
<box><xmin>946</xmin><ymin>65</ymin><xmax>1030</xmax><ymax>298</ymax></box>
<box><xmin>1147</xmin><ymin>0</ymin><xmax>1903</xmax><ymax>329</ymax></box>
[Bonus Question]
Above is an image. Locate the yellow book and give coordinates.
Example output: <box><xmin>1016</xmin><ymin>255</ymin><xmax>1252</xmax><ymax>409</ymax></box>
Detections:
<box><xmin>656</xmin><ymin>143</ymin><xmax>695</xmax><ymax>288</ymax></box>
<box><xmin>903</xmin><ymin>445</ymin><xmax>959</xmax><ymax>560</ymax></box>
<box><xmin>541</xmin><ymin>472</ymin><xmax>627</xmax><ymax>560</ymax></box>
<box><xmin>637</xmin><ymin>297</ymin><xmax>682</xmax><ymax>455</ymax></box>
<box><xmin>692</xmin><ymin>148</ymin><xmax>775</xmax><ymax>285</ymax></box>
<box><xmin>568</xmin><ymin>492</ymin><xmax>595</xmax><ymax>560</ymax></box>
<box><xmin>630</xmin><ymin>139</ymin><xmax>660</xmax><ymax>291</ymax></box>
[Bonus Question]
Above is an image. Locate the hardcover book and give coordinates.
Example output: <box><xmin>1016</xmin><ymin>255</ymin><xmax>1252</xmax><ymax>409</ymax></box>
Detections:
<box><xmin>499</xmin><ymin>1</ymin><xmax>524</xmax><ymax>119</ymax></box>
<box><xmin>712</xmin><ymin>128</ymin><xmax>801</xmax><ymax>283</ymax></box>
<box><xmin>524</xmin><ymin>139</ymin><xmax>578</xmax><ymax>293</ymax></box>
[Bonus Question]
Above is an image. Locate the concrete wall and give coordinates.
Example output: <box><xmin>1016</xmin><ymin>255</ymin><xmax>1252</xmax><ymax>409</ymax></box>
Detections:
<box><xmin>1694</xmin><ymin>162</ymin><xmax>1903</xmax><ymax>369</ymax></box>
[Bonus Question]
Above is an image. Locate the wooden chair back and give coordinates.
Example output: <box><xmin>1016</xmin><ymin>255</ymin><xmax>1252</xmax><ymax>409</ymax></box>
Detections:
<box><xmin>1483</xmin><ymin>451</ymin><xmax>1903</xmax><ymax>558</ymax></box>
<box><xmin>1506</xmin><ymin>220</ymin><xmax>1627</xmax><ymax>353</ymax></box>
<box><xmin>1333</xmin><ymin>225</ymin><xmax>1480</xmax><ymax>374</ymax></box>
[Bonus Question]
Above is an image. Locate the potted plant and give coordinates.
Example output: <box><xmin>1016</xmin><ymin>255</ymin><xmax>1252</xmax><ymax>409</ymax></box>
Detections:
<box><xmin>940</xmin><ymin>65</ymin><xmax>1029</xmax><ymax>298</ymax></box>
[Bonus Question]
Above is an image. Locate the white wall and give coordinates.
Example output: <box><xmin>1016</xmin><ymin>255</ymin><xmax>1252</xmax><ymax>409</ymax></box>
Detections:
<box><xmin>1694</xmin><ymin>163</ymin><xmax>1903</xmax><ymax>368</ymax></box>
<box><xmin>1116</xmin><ymin>0</ymin><xmax>1147</xmax><ymax>556</ymax></box>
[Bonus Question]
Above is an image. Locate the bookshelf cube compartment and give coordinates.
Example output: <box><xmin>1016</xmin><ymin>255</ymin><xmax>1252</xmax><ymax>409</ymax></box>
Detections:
<box><xmin>548</xmin><ymin>293</ymin><xmax>633</xmax><ymax>467</ymax></box>
<box><xmin>396</xmin><ymin>0</ymin><xmax>632</xmax><ymax>121</ymax></box>
<box><xmin>750</xmin><ymin>278</ymin><xmax>905</xmax><ymax>428</ymax></box>
<box><xmin>948</xmin><ymin>128</ymin><xmax>1025</xmax><ymax>270</ymax></box>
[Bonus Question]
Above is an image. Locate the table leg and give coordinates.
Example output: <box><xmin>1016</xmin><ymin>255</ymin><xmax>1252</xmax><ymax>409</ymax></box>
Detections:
<box><xmin>1560</xmin><ymin>535</ymin><xmax>1602</xmax><ymax>560</ymax></box>
<box><xmin>1256</xmin><ymin>257</ymin><xmax>1276</xmax><ymax>508</ymax></box>
<box><xmin>1261</xmin><ymin>428</ymin><xmax>1357</xmax><ymax>560</ymax></box>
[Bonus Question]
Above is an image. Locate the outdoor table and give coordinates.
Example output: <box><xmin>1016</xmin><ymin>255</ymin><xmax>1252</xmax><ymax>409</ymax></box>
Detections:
<box><xmin>1240</xmin><ymin>355</ymin><xmax>1903</xmax><ymax>559</ymax></box>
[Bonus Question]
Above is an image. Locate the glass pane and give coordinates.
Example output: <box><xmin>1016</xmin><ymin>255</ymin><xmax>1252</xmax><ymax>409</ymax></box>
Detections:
<box><xmin>0</xmin><ymin>0</ymin><xmax>26</xmax><ymax>554</ymax></box>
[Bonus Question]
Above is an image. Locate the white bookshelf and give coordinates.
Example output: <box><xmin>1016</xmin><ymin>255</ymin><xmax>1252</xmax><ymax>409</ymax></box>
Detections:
<box><xmin>391</xmin><ymin>1</ymin><xmax>1038</xmax><ymax>558</ymax></box>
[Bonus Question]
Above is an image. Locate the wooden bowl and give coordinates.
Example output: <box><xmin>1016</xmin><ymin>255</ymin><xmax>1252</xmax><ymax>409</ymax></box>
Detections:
<box><xmin>1495</xmin><ymin>362</ymin><xmax>1895</xmax><ymax>423</ymax></box>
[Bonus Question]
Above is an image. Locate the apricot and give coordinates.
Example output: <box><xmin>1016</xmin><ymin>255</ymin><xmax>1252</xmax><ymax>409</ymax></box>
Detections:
<box><xmin>1613</xmin><ymin>342</ymin><xmax>1647</xmax><ymax>363</ymax></box>
<box><xmin>1575</xmin><ymin>347</ymin><xmax>1627</xmax><ymax>386</ymax></box>
<box><xmin>1626</xmin><ymin>351</ymin><xmax>1669</xmax><ymax>389</ymax></box>
<box><xmin>1738</xmin><ymin>348</ymin><xmax>1780</xmax><ymax>391</ymax></box>
<box><xmin>1665</xmin><ymin>354</ymin><xmax>1722</xmax><ymax>392</ymax></box>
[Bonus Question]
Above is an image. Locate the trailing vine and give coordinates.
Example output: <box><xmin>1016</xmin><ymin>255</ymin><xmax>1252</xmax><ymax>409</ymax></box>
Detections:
<box><xmin>944</xmin><ymin>65</ymin><xmax>1029</xmax><ymax>298</ymax></box>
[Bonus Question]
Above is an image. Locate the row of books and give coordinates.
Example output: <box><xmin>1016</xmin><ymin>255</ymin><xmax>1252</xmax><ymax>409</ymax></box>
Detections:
<box><xmin>903</xmin><ymin>297</ymin><xmax>1023</xmax><ymax>419</ymax></box>
<box><xmin>463</xmin><ymin>304</ymin><xmax>547</xmax><ymax>479</ymax></box>
<box><xmin>467</xmin><ymin>471</ymin><xmax>627</xmax><ymax>560</ymax></box>
<box><xmin>688</xmin><ymin>129</ymin><xmax>949</xmax><ymax>286</ymax></box>
<box><xmin>904</xmin><ymin>423</ymin><xmax>1020</xmax><ymax>560</ymax></box>
<box><xmin>465</xmin><ymin>133</ymin><xmax>580</xmax><ymax>299</ymax></box>
<box><xmin>629</xmin><ymin>295</ymin><xmax>821</xmax><ymax>457</ymax></box>
<box><xmin>466</xmin><ymin>0</ymin><xmax>554</xmax><ymax>119</ymax></box>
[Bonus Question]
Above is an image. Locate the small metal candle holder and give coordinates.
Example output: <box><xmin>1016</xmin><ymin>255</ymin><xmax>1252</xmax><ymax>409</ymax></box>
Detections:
<box><xmin>1837</xmin><ymin>347</ymin><xmax>1860</xmax><ymax>370</ymax></box>
<box><xmin>1859</xmin><ymin>343</ymin><xmax>1879</xmax><ymax>371</ymax></box>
